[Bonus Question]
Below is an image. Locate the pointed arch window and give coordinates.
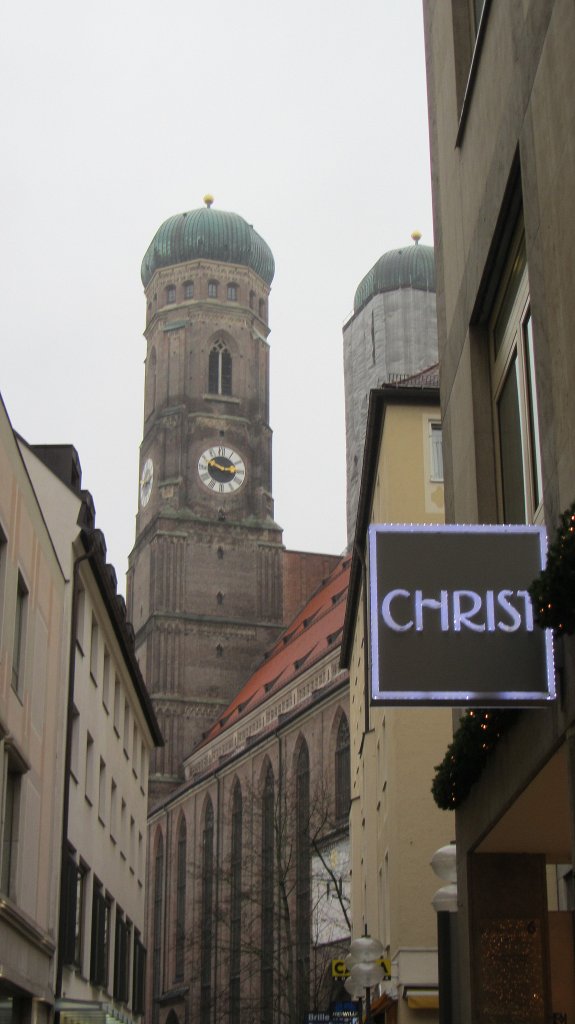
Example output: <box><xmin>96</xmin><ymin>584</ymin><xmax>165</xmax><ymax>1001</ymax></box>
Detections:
<box><xmin>261</xmin><ymin>764</ymin><xmax>275</xmax><ymax>1018</ymax></box>
<box><xmin>229</xmin><ymin>782</ymin><xmax>242</xmax><ymax>1020</ymax></box>
<box><xmin>200</xmin><ymin>801</ymin><xmax>214</xmax><ymax>1021</ymax></box>
<box><xmin>335</xmin><ymin>714</ymin><xmax>351</xmax><ymax>821</ymax></box>
<box><xmin>296</xmin><ymin>742</ymin><xmax>310</xmax><ymax>1019</ymax></box>
<box><xmin>146</xmin><ymin>347</ymin><xmax>157</xmax><ymax>417</ymax></box>
<box><xmin>208</xmin><ymin>340</ymin><xmax>232</xmax><ymax>396</ymax></box>
<box><xmin>152</xmin><ymin>831</ymin><xmax>164</xmax><ymax>1024</ymax></box>
<box><xmin>174</xmin><ymin>817</ymin><xmax>186</xmax><ymax>982</ymax></box>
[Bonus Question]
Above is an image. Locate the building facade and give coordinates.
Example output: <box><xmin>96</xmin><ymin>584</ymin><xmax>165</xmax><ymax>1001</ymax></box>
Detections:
<box><xmin>0</xmin><ymin>407</ymin><xmax>162</xmax><ymax>1024</ymax></box>
<box><xmin>0</xmin><ymin>397</ymin><xmax>68</xmax><ymax>1024</ymax></box>
<box><xmin>341</xmin><ymin>378</ymin><xmax>452</xmax><ymax>1023</ymax></box>
<box><xmin>343</xmin><ymin>237</ymin><xmax>437</xmax><ymax>544</ymax></box>
<box><xmin>146</xmin><ymin>557</ymin><xmax>351</xmax><ymax>1024</ymax></box>
<box><xmin>424</xmin><ymin>1</ymin><xmax>575</xmax><ymax>1019</ymax></box>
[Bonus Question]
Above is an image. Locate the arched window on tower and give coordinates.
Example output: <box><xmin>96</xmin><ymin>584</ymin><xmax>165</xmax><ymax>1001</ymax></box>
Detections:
<box><xmin>227</xmin><ymin>283</ymin><xmax>238</xmax><ymax>301</ymax></box>
<box><xmin>166</xmin><ymin>285</ymin><xmax>176</xmax><ymax>304</ymax></box>
<box><xmin>296</xmin><ymin>741</ymin><xmax>310</xmax><ymax>1019</ymax></box>
<box><xmin>184</xmin><ymin>281</ymin><xmax>194</xmax><ymax>299</ymax></box>
<box><xmin>208</xmin><ymin>340</ymin><xmax>232</xmax><ymax>396</ymax></box>
<box><xmin>208</xmin><ymin>280</ymin><xmax>218</xmax><ymax>299</ymax></box>
<box><xmin>174</xmin><ymin>816</ymin><xmax>186</xmax><ymax>982</ymax></box>
<box><xmin>146</xmin><ymin>347</ymin><xmax>157</xmax><ymax>418</ymax></box>
<box><xmin>200</xmin><ymin>801</ymin><xmax>214</xmax><ymax>1020</ymax></box>
<box><xmin>261</xmin><ymin>764</ymin><xmax>275</xmax><ymax>1018</ymax></box>
<box><xmin>229</xmin><ymin>781</ymin><xmax>242</xmax><ymax>1020</ymax></box>
<box><xmin>152</xmin><ymin>831</ymin><xmax>164</xmax><ymax>1024</ymax></box>
<box><xmin>335</xmin><ymin>714</ymin><xmax>351</xmax><ymax>821</ymax></box>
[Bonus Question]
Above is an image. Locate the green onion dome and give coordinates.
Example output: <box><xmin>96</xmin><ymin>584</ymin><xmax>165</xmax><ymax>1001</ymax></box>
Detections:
<box><xmin>141</xmin><ymin>197</ymin><xmax>275</xmax><ymax>287</ymax></box>
<box><xmin>353</xmin><ymin>235</ymin><xmax>435</xmax><ymax>313</ymax></box>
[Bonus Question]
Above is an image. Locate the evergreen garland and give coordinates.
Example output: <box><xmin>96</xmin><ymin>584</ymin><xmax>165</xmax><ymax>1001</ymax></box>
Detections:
<box><xmin>528</xmin><ymin>502</ymin><xmax>575</xmax><ymax>635</ymax></box>
<box><xmin>431</xmin><ymin>709</ymin><xmax>519</xmax><ymax>810</ymax></box>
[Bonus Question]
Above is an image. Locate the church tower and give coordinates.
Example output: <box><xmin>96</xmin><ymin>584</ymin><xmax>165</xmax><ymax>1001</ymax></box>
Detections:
<box><xmin>127</xmin><ymin>197</ymin><xmax>285</xmax><ymax>801</ymax></box>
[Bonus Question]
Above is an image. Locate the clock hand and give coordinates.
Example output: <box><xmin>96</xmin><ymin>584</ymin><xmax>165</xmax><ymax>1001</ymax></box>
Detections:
<box><xmin>208</xmin><ymin>459</ymin><xmax>237</xmax><ymax>474</ymax></box>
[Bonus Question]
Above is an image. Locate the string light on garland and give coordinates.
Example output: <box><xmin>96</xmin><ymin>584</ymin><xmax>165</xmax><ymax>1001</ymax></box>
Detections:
<box><xmin>431</xmin><ymin>709</ymin><xmax>518</xmax><ymax>810</ymax></box>
<box><xmin>529</xmin><ymin>501</ymin><xmax>575</xmax><ymax>635</ymax></box>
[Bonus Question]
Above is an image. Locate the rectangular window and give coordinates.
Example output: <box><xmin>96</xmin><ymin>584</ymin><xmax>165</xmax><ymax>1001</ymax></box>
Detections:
<box><xmin>208</xmin><ymin>281</ymin><xmax>218</xmax><ymax>298</ymax></box>
<box><xmin>114</xmin><ymin>677</ymin><xmax>121</xmax><ymax>735</ymax></box>
<box><xmin>102</xmin><ymin>649</ymin><xmax>110</xmax><ymax>710</ymax></box>
<box><xmin>129</xmin><ymin>816</ymin><xmax>135</xmax><ymax>874</ymax></box>
<box><xmin>491</xmin><ymin>230</ymin><xmax>543</xmax><ymax>523</ymax></box>
<box><xmin>132</xmin><ymin>931</ymin><xmax>146</xmax><ymax>1015</ymax></box>
<box><xmin>166</xmin><ymin>285</ymin><xmax>176</xmax><ymax>304</ymax></box>
<box><xmin>227</xmin><ymin>283</ymin><xmax>237</xmax><ymax>301</ymax></box>
<box><xmin>0</xmin><ymin>524</ymin><xmax>7</xmax><ymax>642</ymax></box>
<box><xmin>76</xmin><ymin>586</ymin><xmax>86</xmax><ymax>652</ymax></box>
<box><xmin>110</xmin><ymin>779</ymin><xmax>117</xmax><ymax>842</ymax></box>
<box><xmin>132</xmin><ymin>723</ymin><xmax>138</xmax><ymax>777</ymax></box>
<box><xmin>184</xmin><ymin>282</ymin><xmax>194</xmax><ymax>299</ymax></box>
<box><xmin>114</xmin><ymin>910</ymin><xmax>130</xmax><ymax>1003</ymax></box>
<box><xmin>90</xmin><ymin>615</ymin><xmax>99</xmax><ymax>682</ymax></box>
<box><xmin>90</xmin><ymin>882</ymin><xmax>110</xmax><ymax>988</ymax></box>
<box><xmin>140</xmin><ymin>743</ymin><xmax>147</xmax><ymax>794</ymax></box>
<box><xmin>70</xmin><ymin>705</ymin><xmax>80</xmax><ymax>781</ymax></box>
<box><xmin>430</xmin><ymin>421</ymin><xmax>444</xmax><ymax>482</ymax></box>
<box><xmin>85</xmin><ymin>733</ymin><xmax>94</xmax><ymax>805</ymax></box>
<box><xmin>1</xmin><ymin>765</ymin><xmax>21</xmax><ymax>897</ymax></box>
<box><xmin>120</xmin><ymin>799</ymin><xmax>127</xmax><ymax>859</ymax></box>
<box><xmin>123</xmin><ymin>701</ymin><xmax>130</xmax><ymax>758</ymax></box>
<box><xmin>11</xmin><ymin>573</ymin><xmax>28</xmax><ymax>697</ymax></box>
<box><xmin>61</xmin><ymin>849</ymin><xmax>86</xmax><ymax>969</ymax></box>
<box><xmin>98</xmin><ymin>758</ymin><xmax>106</xmax><ymax>823</ymax></box>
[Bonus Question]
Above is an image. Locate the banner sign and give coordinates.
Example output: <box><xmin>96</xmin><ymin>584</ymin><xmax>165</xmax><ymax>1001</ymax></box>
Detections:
<box><xmin>368</xmin><ymin>524</ymin><xmax>555</xmax><ymax>706</ymax></box>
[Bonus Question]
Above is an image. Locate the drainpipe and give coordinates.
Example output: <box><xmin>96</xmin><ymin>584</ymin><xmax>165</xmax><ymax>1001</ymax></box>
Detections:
<box><xmin>354</xmin><ymin>542</ymin><xmax>371</xmax><ymax>738</ymax></box>
<box><xmin>55</xmin><ymin>537</ymin><xmax>96</xmax><ymax>1023</ymax></box>
<box><xmin>213</xmin><ymin>772</ymin><xmax>222</xmax><ymax>1024</ymax></box>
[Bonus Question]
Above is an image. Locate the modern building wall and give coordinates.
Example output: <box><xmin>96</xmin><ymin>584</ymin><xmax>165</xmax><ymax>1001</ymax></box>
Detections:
<box><xmin>423</xmin><ymin>1</ymin><xmax>575</xmax><ymax>1019</ymax></box>
<box><xmin>342</xmin><ymin>387</ymin><xmax>452</xmax><ymax>1023</ymax></box>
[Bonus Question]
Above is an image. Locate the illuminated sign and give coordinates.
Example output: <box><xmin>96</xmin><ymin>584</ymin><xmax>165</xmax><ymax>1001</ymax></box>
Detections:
<box><xmin>368</xmin><ymin>524</ymin><xmax>555</xmax><ymax>706</ymax></box>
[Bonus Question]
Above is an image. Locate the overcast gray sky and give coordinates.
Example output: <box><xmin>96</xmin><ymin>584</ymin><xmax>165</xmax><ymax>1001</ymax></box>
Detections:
<box><xmin>1</xmin><ymin>0</ymin><xmax>433</xmax><ymax>588</ymax></box>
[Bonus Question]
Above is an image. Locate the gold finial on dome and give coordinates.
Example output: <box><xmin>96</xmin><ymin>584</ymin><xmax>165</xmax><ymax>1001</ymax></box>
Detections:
<box><xmin>204</xmin><ymin>194</ymin><xmax>214</xmax><ymax>208</ymax></box>
<box><xmin>411</xmin><ymin>230</ymin><xmax>422</xmax><ymax>244</ymax></box>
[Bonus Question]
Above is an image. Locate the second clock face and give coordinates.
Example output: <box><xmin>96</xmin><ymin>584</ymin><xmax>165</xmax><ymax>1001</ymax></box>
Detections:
<box><xmin>198</xmin><ymin>446</ymin><xmax>246</xmax><ymax>494</ymax></box>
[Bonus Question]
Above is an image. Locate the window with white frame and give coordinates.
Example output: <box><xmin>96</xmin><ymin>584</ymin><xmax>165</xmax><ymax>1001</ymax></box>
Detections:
<box><xmin>429</xmin><ymin>420</ymin><xmax>444</xmax><ymax>482</ymax></box>
<box><xmin>490</xmin><ymin>230</ymin><xmax>543</xmax><ymax>524</ymax></box>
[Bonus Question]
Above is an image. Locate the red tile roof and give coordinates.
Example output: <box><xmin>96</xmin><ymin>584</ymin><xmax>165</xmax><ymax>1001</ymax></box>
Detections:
<box><xmin>199</xmin><ymin>554</ymin><xmax>351</xmax><ymax>746</ymax></box>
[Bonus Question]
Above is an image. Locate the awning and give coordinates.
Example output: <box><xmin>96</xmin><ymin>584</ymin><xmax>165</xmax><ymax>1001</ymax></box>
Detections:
<box><xmin>369</xmin><ymin>992</ymin><xmax>396</xmax><ymax>1019</ymax></box>
<box><xmin>403</xmin><ymin>988</ymin><xmax>439</xmax><ymax>1010</ymax></box>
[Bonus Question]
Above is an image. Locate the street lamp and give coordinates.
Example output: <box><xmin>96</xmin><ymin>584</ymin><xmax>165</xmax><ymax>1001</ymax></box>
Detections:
<box><xmin>344</xmin><ymin>934</ymin><xmax>385</xmax><ymax>1022</ymax></box>
<box><xmin>431</xmin><ymin>844</ymin><xmax>458</xmax><ymax>1024</ymax></box>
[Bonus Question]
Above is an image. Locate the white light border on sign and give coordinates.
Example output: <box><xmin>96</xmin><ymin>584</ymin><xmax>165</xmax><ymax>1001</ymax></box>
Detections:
<box><xmin>368</xmin><ymin>523</ymin><xmax>555</xmax><ymax>706</ymax></box>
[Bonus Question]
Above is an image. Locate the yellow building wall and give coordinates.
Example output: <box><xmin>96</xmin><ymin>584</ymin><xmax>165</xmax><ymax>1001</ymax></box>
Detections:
<box><xmin>349</xmin><ymin>401</ymin><xmax>452</xmax><ymax>1023</ymax></box>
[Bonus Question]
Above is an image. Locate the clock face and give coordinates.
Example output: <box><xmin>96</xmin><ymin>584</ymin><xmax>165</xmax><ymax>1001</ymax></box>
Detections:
<box><xmin>198</xmin><ymin>446</ymin><xmax>246</xmax><ymax>494</ymax></box>
<box><xmin>140</xmin><ymin>457</ymin><xmax>154</xmax><ymax>507</ymax></box>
